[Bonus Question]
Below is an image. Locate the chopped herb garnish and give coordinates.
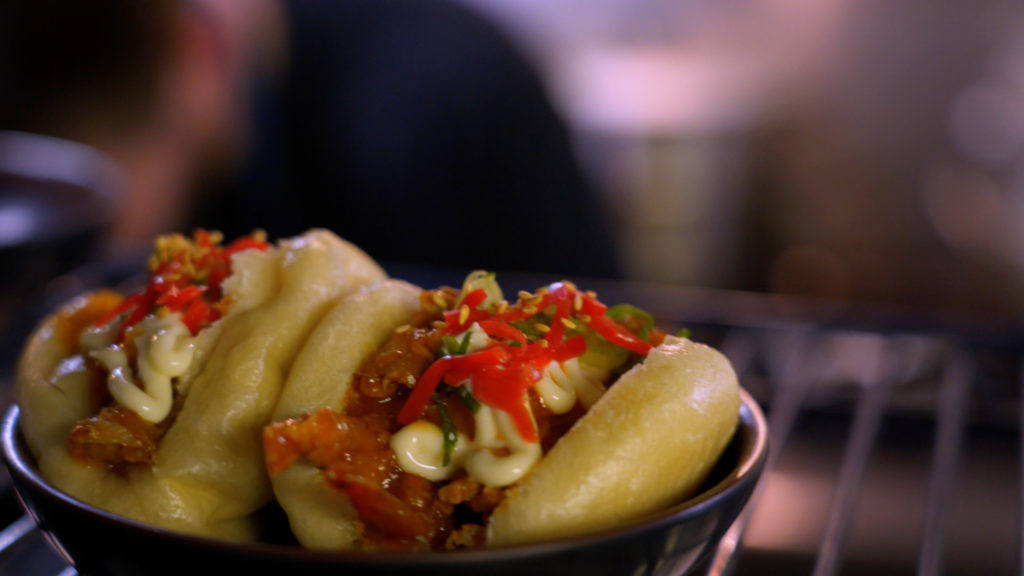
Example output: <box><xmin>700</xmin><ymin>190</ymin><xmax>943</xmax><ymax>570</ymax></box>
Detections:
<box><xmin>607</xmin><ymin>304</ymin><xmax>656</xmax><ymax>341</ymax></box>
<box><xmin>441</xmin><ymin>331</ymin><xmax>473</xmax><ymax>356</ymax></box>
<box><xmin>433</xmin><ymin>396</ymin><xmax>458</xmax><ymax>466</ymax></box>
<box><xmin>456</xmin><ymin>387</ymin><xmax>481</xmax><ymax>413</ymax></box>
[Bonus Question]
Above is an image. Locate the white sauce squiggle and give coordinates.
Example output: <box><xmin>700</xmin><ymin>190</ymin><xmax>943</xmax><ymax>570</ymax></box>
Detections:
<box><xmin>533</xmin><ymin>358</ymin><xmax>607</xmax><ymax>414</ymax></box>
<box><xmin>391</xmin><ymin>323</ymin><xmax>616</xmax><ymax>487</ymax></box>
<box><xmin>464</xmin><ymin>404</ymin><xmax>542</xmax><ymax>487</ymax></box>
<box><xmin>391</xmin><ymin>357</ymin><xmax>608</xmax><ymax>487</ymax></box>
<box><xmin>392</xmin><ymin>420</ymin><xmax>469</xmax><ymax>482</ymax></box>
<box><xmin>88</xmin><ymin>314</ymin><xmax>196</xmax><ymax>423</ymax></box>
<box><xmin>390</xmin><ymin>404</ymin><xmax>543</xmax><ymax>488</ymax></box>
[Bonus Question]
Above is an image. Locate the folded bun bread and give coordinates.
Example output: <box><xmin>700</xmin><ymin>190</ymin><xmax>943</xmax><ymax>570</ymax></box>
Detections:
<box><xmin>486</xmin><ymin>335</ymin><xmax>740</xmax><ymax>546</ymax></box>
<box><xmin>17</xmin><ymin>229</ymin><xmax>386</xmax><ymax>539</ymax></box>
<box><xmin>263</xmin><ymin>273</ymin><xmax>741</xmax><ymax>550</ymax></box>
<box><xmin>269</xmin><ymin>279</ymin><xmax>422</xmax><ymax>549</ymax></box>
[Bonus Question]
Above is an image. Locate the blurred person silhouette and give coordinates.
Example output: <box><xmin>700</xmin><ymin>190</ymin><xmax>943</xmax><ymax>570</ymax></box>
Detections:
<box><xmin>1</xmin><ymin>0</ymin><xmax>623</xmax><ymax>279</ymax></box>
<box><xmin>0</xmin><ymin>0</ymin><xmax>239</xmax><ymax>252</ymax></box>
<box><xmin>188</xmin><ymin>0</ymin><xmax>622</xmax><ymax>278</ymax></box>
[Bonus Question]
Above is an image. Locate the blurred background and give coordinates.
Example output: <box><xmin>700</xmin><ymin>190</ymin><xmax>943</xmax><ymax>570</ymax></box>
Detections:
<box><xmin>2</xmin><ymin>1</ymin><xmax>1024</xmax><ymax>574</ymax></box>
<box><xmin>4</xmin><ymin>0</ymin><xmax>1024</xmax><ymax>320</ymax></box>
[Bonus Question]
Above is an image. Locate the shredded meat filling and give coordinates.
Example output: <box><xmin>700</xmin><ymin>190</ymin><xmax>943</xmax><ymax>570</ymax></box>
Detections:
<box><xmin>68</xmin><ymin>406</ymin><xmax>163</xmax><ymax>470</ymax></box>
<box><xmin>264</xmin><ymin>285</ymin><xmax>625</xmax><ymax>549</ymax></box>
<box><xmin>56</xmin><ymin>292</ymin><xmax>174</xmax><ymax>471</ymax></box>
<box><xmin>320</xmin><ymin>288</ymin><xmax>588</xmax><ymax>549</ymax></box>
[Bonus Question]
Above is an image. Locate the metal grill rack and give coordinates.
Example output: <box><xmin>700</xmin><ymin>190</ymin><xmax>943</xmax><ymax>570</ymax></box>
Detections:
<box><xmin>696</xmin><ymin>308</ymin><xmax>1021</xmax><ymax>574</ymax></box>
<box><xmin>0</xmin><ymin>274</ymin><xmax>1020</xmax><ymax>575</ymax></box>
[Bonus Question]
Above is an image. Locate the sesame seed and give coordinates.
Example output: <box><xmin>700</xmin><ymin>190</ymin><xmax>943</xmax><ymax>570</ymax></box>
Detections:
<box><xmin>432</xmin><ymin>292</ymin><xmax>447</xmax><ymax>308</ymax></box>
<box><xmin>522</xmin><ymin>305</ymin><xmax>538</xmax><ymax>316</ymax></box>
<box><xmin>560</xmin><ymin>318</ymin><xmax>577</xmax><ymax>330</ymax></box>
<box><xmin>459</xmin><ymin>304</ymin><xmax>470</xmax><ymax>324</ymax></box>
<box><xmin>496</xmin><ymin>301</ymin><xmax>510</xmax><ymax>314</ymax></box>
<box><xmin>518</xmin><ymin>290</ymin><xmax>532</xmax><ymax>301</ymax></box>
<box><xmin>534</xmin><ymin>323</ymin><xmax>551</xmax><ymax>333</ymax></box>
<box><xmin>579</xmin><ymin>314</ymin><xmax>592</xmax><ymax>323</ymax></box>
<box><xmin>586</xmin><ymin>290</ymin><xmax>597</xmax><ymax>299</ymax></box>
<box><xmin>395</xmin><ymin>324</ymin><xmax>411</xmax><ymax>334</ymax></box>
<box><xmin>537</xmin><ymin>339</ymin><xmax>549</xmax><ymax>348</ymax></box>
<box><xmin>573</xmin><ymin>293</ymin><xmax>583</xmax><ymax>311</ymax></box>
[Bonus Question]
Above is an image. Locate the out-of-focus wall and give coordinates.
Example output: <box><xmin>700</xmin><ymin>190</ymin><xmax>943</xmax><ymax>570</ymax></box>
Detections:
<box><xmin>458</xmin><ymin>0</ymin><xmax>1024</xmax><ymax>319</ymax></box>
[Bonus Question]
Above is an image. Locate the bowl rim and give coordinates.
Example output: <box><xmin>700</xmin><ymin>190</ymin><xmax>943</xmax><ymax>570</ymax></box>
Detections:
<box><xmin>0</xmin><ymin>388</ymin><xmax>767</xmax><ymax>566</ymax></box>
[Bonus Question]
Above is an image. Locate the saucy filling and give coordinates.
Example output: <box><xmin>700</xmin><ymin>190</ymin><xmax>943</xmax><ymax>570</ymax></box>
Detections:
<box><xmin>264</xmin><ymin>274</ymin><xmax>664</xmax><ymax>550</ymax></box>
<box><xmin>61</xmin><ymin>230</ymin><xmax>269</xmax><ymax>472</ymax></box>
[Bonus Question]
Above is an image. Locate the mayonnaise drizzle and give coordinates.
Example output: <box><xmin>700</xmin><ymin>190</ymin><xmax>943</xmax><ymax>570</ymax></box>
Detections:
<box><xmin>391</xmin><ymin>420</ymin><xmax>469</xmax><ymax>482</ymax></box>
<box><xmin>391</xmin><ymin>357</ymin><xmax>608</xmax><ymax>487</ymax></box>
<box><xmin>533</xmin><ymin>358</ymin><xmax>607</xmax><ymax>414</ymax></box>
<box><xmin>464</xmin><ymin>404</ymin><xmax>542</xmax><ymax>487</ymax></box>
<box><xmin>390</xmin><ymin>404</ymin><xmax>543</xmax><ymax>488</ymax></box>
<box><xmin>88</xmin><ymin>313</ymin><xmax>196</xmax><ymax>423</ymax></box>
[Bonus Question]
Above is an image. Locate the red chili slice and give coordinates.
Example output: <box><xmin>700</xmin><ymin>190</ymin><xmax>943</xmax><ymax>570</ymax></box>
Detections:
<box><xmin>469</xmin><ymin>359</ymin><xmax>544</xmax><ymax>442</ymax></box>
<box><xmin>397</xmin><ymin>347</ymin><xmax>509</xmax><ymax>425</ymax></box>
<box><xmin>586</xmin><ymin>314</ymin><xmax>652</xmax><ymax>355</ymax></box>
<box><xmin>156</xmin><ymin>285</ymin><xmax>205</xmax><ymax>311</ymax></box>
<box><xmin>119</xmin><ymin>291</ymin><xmax>158</xmax><ymax>338</ymax></box>
<box><xmin>551</xmin><ymin>334</ymin><xmax>587</xmax><ymax>362</ymax></box>
<box><xmin>399</xmin><ymin>279</ymin><xmax>652</xmax><ymax>445</ymax></box>
<box><xmin>224</xmin><ymin>236</ymin><xmax>271</xmax><ymax>256</ymax></box>
<box><xmin>181</xmin><ymin>297</ymin><xmax>212</xmax><ymax>335</ymax></box>
<box><xmin>543</xmin><ymin>297</ymin><xmax>572</xmax><ymax>346</ymax></box>
<box><xmin>442</xmin><ymin>288</ymin><xmax>490</xmax><ymax>333</ymax></box>
<box><xmin>477</xmin><ymin>319</ymin><xmax>527</xmax><ymax>345</ymax></box>
<box><xmin>90</xmin><ymin>230</ymin><xmax>268</xmax><ymax>343</ymax></box>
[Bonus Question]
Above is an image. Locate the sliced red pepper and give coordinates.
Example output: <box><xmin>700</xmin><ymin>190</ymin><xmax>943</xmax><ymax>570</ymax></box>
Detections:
<box><xmin>181</xmin><ymin>297</ymin><xmax>212</xmax><ymax>335</ymax></box>
<box><xmin>442</xmin><ymin>288</ymin><xmax>490</xmax><ymax>333</ymax></box>
<box><xmin>461</xmin><ymin>288</ymin><xmax>487</xmax><ymax>310</ymax></box>
<box><xmin>224</xmin><ymin>235</ymin><xmax>270</xmax><ymax>256</ymax></box>
<box><xmin>470</xmin><ymin>360</ymin><xmax>543</xmax><ymax>442</ymax></box>
<box><xmin>551</xmin><ymin>334</ymin><xmax>587</xmax><ymax>362</ymax></box>
<box><xmin>156</xmin><ymin>285</ymin><xmax>205</xmax><ymax>311</ymax></box>
<box><xmin>117</xmin><ymin>291</ymin><xmax>158</xmax><ymax>341</ymax></box>
<box><xmin>401</xmin><ymin>278</ymin><xmax>654</xmax><ymax>446</ymax></box>
<box><xmin>399</xmin><ymin>356</ymin><xmax>459</xmax><ymax>422</ymax></box>
<box><xmin>586</xmin><ymin>314</ymin><xmax>652</xmax><ymax>355</ymax></box>
<box><xmin>397</xmin><ymin>347</ymin><xmax>509</xmax><ymax>425</ymax></box>
<box><xmin>543</xmin><ymin>297</ymin><xmax>572</xmax><ymax>346</ymax></box>
<box><xmin>477</xmin><ymin>319</ymin><xmax>527</xmax><ymax>345</ymax></box>
<box><xmin>93</xmin><ymin>292</ymin><xmax>140</xmax><ymax>328</ymax></box>
<box><xmin>90</xmin><ymin>230</ymin><xmax>269</xmax><ymax>343</ymax></box>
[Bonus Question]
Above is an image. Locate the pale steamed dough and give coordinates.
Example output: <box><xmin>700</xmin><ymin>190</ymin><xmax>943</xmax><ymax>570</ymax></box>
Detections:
<box><xmin>486</xmin><ymin>335</ymin><xmax>740</xmax><ymax>546</ymax></box>
<box><xmin>270</xmin><ymin>280</ymin><xmax>422</xmax><ymax>549</ymax></box>
<box><xmin>17</xmin><ymin>230</ymin><xmax>386</xmax><ymax>540</ymax></box>
<box><xmin>268</xmin><ymin>277</ymin><xmax>740</xmax><ymax>549</ymax></box>
<box><xmin>18</xmin><ymin>228</ymin><xmax>742</xmax><ymax>548</ymax></box>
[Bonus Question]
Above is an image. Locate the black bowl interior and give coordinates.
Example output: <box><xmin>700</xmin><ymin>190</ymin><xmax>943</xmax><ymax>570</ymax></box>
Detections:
<box><xmin>1</xmin><ymin>390</ymin><xmax>767</xmax><ymax>576</ymax></box>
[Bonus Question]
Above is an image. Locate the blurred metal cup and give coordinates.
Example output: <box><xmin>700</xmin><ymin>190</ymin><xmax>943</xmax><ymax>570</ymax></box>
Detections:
<box><xmin>0</xmin><ymin>130</ymin><xmax>122</xmax><ymax>372</ymax></box>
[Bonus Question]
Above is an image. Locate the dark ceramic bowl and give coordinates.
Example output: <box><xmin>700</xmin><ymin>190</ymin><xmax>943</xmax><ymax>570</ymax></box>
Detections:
<box><xmin>1</xmin><ymin>389</ymin><xmax>767</xmax><ymax>576</ymax></box>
